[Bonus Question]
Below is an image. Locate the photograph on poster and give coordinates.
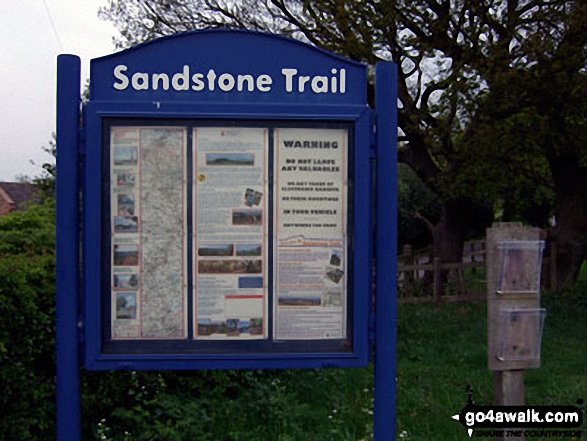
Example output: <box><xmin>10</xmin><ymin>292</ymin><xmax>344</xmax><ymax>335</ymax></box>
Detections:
<box><xmin>198</xmin><ymin>244</ymin><xmax>234</xmax><ymax>256</ymax></box>
<box><xmin>113</xmin><ymin>244</ymin><xmax>139</xmax><ymax>266</ymax></box>
<box><xmin>197</xmin><ymin>318</ymin><xmax>259</xmax><ymax>337</ymax></box>
<box><xmin>116</xmin><ymin>172</ymin><xmax>136</xmax><ymax>187</ymax></box>
<box><xmin>113</xmin><ymin>273</ymin><xmax>139</xmax><ymax>289</ymax></box>
<box><xmin>114</xmin><ymin>146</ymin><xmax>139</xmax><ymax>165</ymax></box>
<box><xmin>198</xmin><ymin>259</ymin><xmax>262</xmax><ymax>274</ymax></box>
<box><xmin>206</xmin><ymin>153</ymin><xmax>255</xmax><ymax>166</ymax></box>
<box><xmin>114</xmin><ymin>216</ymin><xmax>139</xmax><ymax>233</ymax></box>
<box><xmin>238</xmin><ymin>320</ymin><xmax>251</xmax><ymax>333</ymax></box>
<box><xmin>116</xmin><ymin>292</ymin><xmax>138</xmax><ymax>319</ymax></box>
<box><xmin>250</xmin><ymin>318</ymin><xmax>263</xmax><ymax>335</ymax></box>
<box><xmin>278</xmin><ymin>296</ymin><xmax>322</xmax><ymax>307</ymax></box>
<box><xmin>325</xmin><ymin>268</ymin><xmax>344</xmax><ymax>284</ymax></box>
<box><xmin>330</xmin><ymin>250</ymin><xmax>342</xmax><ymax>266</ymax></box>
<box><xmin>244</xmin><ymin>188</ymin><xmax>263</xmax><ymax>206</ymax></box>
<box><xmin>232</xmin><ymin>210</ymin><xmax>263</xmax><ymax>225</ymax></box>
<box><xmin>117</xmin><ymin>194</ymin><xmax>135</xmax><ymax>216</ymax></box>
<box><xmin>236</xmin><ymin>244</ymin><xmax>262</xmax><ymax>256</ymax></box>
<box><xmin>323</xmin><ymin>290</ymin><xmax>342</xmax><ymax>307</ymax></box>
<box><xmin>226</xmin><ymin>318</ymin><xmax>239</xmax><ymax>336</ymax></box>
<box><xmin>196</xmin><ymin>319</ymin><xmax>223</xmax><ymax>336</ymax></box>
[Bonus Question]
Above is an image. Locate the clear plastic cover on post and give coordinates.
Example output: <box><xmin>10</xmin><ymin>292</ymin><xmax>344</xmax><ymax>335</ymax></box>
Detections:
<box><xmin>497</xmin><ymin>308</ymin><xmax>547</xmax><ymax>361</ymax></box>
<box><xmin>496</xmin><ymin>240</ymin><xmax>545</xmax><ymax>294</ymax></box>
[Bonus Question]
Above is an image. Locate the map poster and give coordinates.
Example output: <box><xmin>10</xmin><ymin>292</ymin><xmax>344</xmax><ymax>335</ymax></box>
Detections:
<box><xmin>193</xmin><ymin>127</ymin><xmax>269</xmax><ymax>339</ymax></box>
<box><xmin>110</xmin><ymin>126</ymin><xmax>188</xmax><ymax>340</ymax></box>
<box><xmin>273</xmin><ymin>128</ymin><xmax>348</xmax><ymax>340</ymax></box>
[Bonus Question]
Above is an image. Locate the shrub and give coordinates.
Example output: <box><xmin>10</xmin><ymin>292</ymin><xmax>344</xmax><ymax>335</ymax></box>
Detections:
<box><xmin>0</xmin><ymin>202</ymin><xmax>57</xmax><ymax>440</ymax></box>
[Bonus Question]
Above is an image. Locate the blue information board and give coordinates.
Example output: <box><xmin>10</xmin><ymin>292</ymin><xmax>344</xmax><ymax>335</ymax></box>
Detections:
<box><xmin>80</xmin><ymin>30</ymin><xmax>373</xmax><ymax>371</ymax></box>
<box><xmin>57</xmin><ymin>29</ymin><xmax>397</xmax><ymax>440</ymax></box>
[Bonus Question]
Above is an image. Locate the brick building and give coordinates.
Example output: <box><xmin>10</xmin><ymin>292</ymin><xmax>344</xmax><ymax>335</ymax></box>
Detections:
<box><xmin>0</xmin><ymin>182</ymin><xmax>41</xmax><ymax>216</ymax></box>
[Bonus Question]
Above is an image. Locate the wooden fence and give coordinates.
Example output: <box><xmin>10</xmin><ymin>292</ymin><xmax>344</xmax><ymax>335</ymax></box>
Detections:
<box><xmin>397</xmin><ymin>238</ymin><xmax>568</xmax><ymax>304</ymax></box>
<box><xmin>397</xmin><ymin>240</ymin><xmax>487</xmax><ymax>304</ymax></box>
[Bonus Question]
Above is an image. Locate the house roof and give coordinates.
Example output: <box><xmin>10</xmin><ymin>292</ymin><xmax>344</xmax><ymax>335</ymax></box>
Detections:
<box><xmin>0</xmin><ymin>182</ymin><xmax>41</xmax><ymax>211</ymax></box>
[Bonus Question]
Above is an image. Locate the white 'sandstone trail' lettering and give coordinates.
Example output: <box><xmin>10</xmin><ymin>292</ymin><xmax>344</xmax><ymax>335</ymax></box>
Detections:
<box><xmin>113</xmin><ymin>65</ymin><xmax>347</xmax><ymax>94</ymax></box>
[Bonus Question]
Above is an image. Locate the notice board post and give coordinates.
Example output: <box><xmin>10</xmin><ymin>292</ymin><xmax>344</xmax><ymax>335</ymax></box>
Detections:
<box><xmin>56</xmin><ymin>54</ymin><xmax>82</xmax><ymax>441</ymax></box>
<box><xmin>374</xmin><ymin>61</ymin><xmax>398</xmax><ymax>441</ymax></box>
<box><xmin>486</xmin><ymin>223</ymin><xmax>545</xmax><ymax>441</ymax></box>
<box><xmin>56</xmin><ymin>30</ymin><xmax>398</xmax><ymax>440</ymax></box>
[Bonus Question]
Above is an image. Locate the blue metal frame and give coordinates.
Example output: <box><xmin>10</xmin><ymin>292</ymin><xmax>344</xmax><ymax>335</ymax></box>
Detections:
<box><xmin>374</xmin><ymin>61</ymin><xmax>398</xmax><ymax>441</ymax></box>
<box><xmin>83</xmin><ymin>110</ymin><xmax>372</xmax><ymax>370</ymax></box>
<box><xmin>57</xmin><ymin>30</ymin><xmax>398</xmax><ymax>440</ymax></box>
<box><xmin>56</xmin><ymin>54</ymin><xmax>82</xmax><ymax>441</ymax></box>
<box><xmin>81</xmin><ymin>30</ymin><xmax>374</xmax><ymax>371</ymax></box>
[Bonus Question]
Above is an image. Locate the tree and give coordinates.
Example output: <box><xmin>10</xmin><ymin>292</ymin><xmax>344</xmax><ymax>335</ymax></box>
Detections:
<box><xmin>398</xmin><ymin>163</ymin><xmax>441</xmax><ymax>250</ymax></box>
<box><xmin>100</xmin><ymin>0</ymin><xmax>587</xmax><ymax>281</ymax></box>
<box><xmin>0</xmin><ymin>202</ymin><xmax>56</xmax><ymax>440</ymax></box>
<box><xmin>33</xmin><ymin>134</ymin><xmax>56</xmax><ymax>198</ymax></box>
<box><xmin>458</xmin><ymin>2</ymin><xmax>587</xmax><ymax>286</ymax></box>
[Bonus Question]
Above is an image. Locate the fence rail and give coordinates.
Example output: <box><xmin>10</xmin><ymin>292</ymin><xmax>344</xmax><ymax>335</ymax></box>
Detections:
<box><xmin>397</xmin><ymin>238</ymin><xmax>566</xmax><ymax>304</ymax></box>
<box><xmin>397</xmin><ymin>240</ymin><xmax>487</xmax><ymax>304</ymax></box>
<box><xmin>398</xmin><ymin>257</ymin><xmax>486</xmax><ymax>304</ymax></box>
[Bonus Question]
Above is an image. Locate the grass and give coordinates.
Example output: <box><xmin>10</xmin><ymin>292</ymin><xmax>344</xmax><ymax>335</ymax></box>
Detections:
<box><xmin>92</xmin><ymin>364</ymin><xmax>376</xmax><ymax>441</ymax></box>
<box><xmin>93</xmin><ymin>287</ymin><xmax>586</xmax><ymax>440</ymax></box>
<box><xmin>396</xmin><ymin>302</ymin><xmax>491</xmax><ymax>440</ymax></box>
<box><xmin>396</xmin><ymin>292</ymin><xmax>587</xmax><ymax>440</ymax></box>
<box><xmin>578</xmin><ymin>261</ymin><xmax>587</xmax><ymax>283</ymax></box>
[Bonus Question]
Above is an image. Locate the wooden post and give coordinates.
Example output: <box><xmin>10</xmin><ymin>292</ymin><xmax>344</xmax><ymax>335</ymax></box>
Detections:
<box><xmin>550</xmin><ymin>242</ymin><xmax>557</xmax><ymax>291</ymax></box>
<box><xmin>494</xmin><ymin>370</ymin><xmax>525</xmax><ymax>406</ymax></box>
<box><xmin>433</xmin><ymin>257</ymin><xmax>442</xmax><ymax>305</ymax></box>
<box><xmin>486</xmin><ymin>223</ymin><xmax>543</xmax><ymax>441</ymax></box>
<box><xmin>402</xmin><ymin>244</ymin><xmax>414</xmax><ymax>283</ymax></box>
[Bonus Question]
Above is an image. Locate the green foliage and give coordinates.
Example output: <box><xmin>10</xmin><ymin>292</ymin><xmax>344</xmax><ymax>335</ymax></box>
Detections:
<box><xmin>1</xmin><ymin>201</ymin><xmax>369</xmax><ymax>441</ymax></box>
<box><xmin>398</xmin><ymin>164</ymin><xmax>441</xmax><ymax>249</ymax></box>
<box><xmin>0</xmin><ymin>202</ymin><xmax>57</xmax><ymax>440</ymax></box>
<box><xmin>0</xmin><ymin>200</ymin><xmax>583</xmax><ymax>441</ymax></box>
<box><xmin>86</xmin><ymin>368</ymin><xmax>374</xmax><ymax>441</ymax></box>
<box><xmin>33</xmin><ymin>134</ymin><xmax>57</xmax><ymax>198</ymax></box>
<box><xmin>0</xmin><ymin>200</ymin><xmax>56</xmax><ymax>255</ymax></box>
<box><xmin>99</xmin><ymin>0</ymin><xmax>587</xmax><ymax>276</ymax></box>
<box><xmin>448</xmin><ymin>94</ymin><xmax>557</xmax><ymax>228</ymax></box>
<box><xmin>397</xmin><ymin>303</ymin><xmax>491</xmax><ymax>440</ymax></box>
<box><xmin>397</xmin><ymin>298</ymin><xmax>587</xmax><ymax>440</ymax></box>
<box><xmin>578</xmin><ymin>261</ymin><xmax>587</xmax><ymax>283</ymax></box>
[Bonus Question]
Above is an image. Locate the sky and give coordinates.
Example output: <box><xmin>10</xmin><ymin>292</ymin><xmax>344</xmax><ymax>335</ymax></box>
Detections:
<box><xmin>0</xmin><ymin>0</ymin><xmax>118</xmax><ymax>181</ymax></box>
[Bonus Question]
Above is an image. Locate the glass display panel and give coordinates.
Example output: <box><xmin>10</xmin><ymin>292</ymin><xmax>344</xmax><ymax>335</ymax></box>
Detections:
<box><xmin>103</xmin><ymin>120</ymin><xmax>354</xmax><ymax>355</ymax></box>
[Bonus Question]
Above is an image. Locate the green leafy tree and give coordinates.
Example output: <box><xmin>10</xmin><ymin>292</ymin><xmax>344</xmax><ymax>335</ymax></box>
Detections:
<box><xmin>457</xmin><ymin>2</ymin><xmax>587</xmax><ymax>285</ymax></box>
<box><xmin>99</xmin><ymin>1</ymin><xmax>587</xmax><ymax>281</ymax></box>
<box><xmin>451</xmin><ymin>107</ymin><xmax>556</xmax><ymax>228</ymax></box>
<box><xmin>33</xmin><ymin>134</ymin><xmax>57</xmax><ymax>198</ymax></box>
<box><xmin>98</xmin><ymin>0</ymin><xmax>496</xmax><ymax>263</ymax></box>
<box><xmin>0</xmin><ymin>202</ymin><xmax>57</xmax><ymax>440</ymax></box>
<box><xmin>398</xmin><ymin>163</ymin><xmax>441</xmax><ymax>250</ymax></box>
